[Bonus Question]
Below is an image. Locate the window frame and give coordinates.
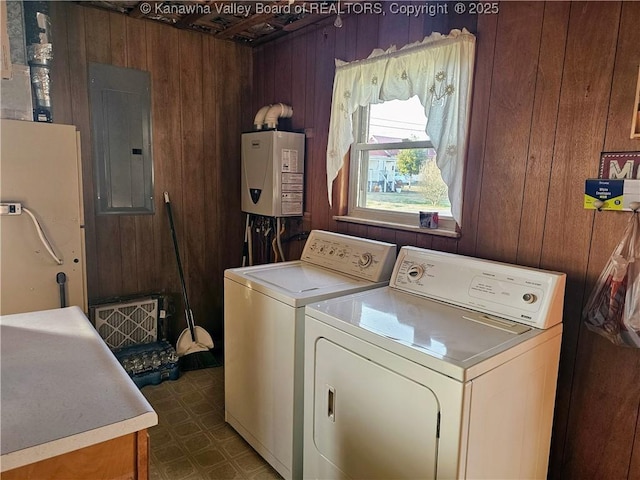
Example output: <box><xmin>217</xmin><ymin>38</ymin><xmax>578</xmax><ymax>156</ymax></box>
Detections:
<box><xmin>342</xmin><ymin>105</ymin><xmax>459</xmax><ymax>235</ymax></box>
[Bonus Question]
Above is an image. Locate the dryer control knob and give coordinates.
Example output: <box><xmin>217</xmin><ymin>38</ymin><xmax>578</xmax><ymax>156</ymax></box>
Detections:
<box><xmin>522</xmin><ymin>293</ymin><xmax>537</xmax><ymax>304</ymax></box>
<box><xmin>358</xmin><ymin>253</ymin><xmax>373</xmax><ymax>268</ymax></box>
<box><xmin>407</xmin><ymin>264</ymin><xmax>424</xmax><ymax>281</ymax></box>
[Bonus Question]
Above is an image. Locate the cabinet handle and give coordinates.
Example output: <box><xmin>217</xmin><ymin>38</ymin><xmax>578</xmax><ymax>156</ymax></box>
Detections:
<box><xmin>327</xmin><ymin>385</ymin><xmax>336</xmax><ymax>422</ymax></box>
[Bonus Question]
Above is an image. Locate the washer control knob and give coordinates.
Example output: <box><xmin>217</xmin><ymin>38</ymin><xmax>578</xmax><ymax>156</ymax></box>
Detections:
<box><xmin>407</xmin><ymin>264</ymin><xmax>424</xmax><ymax>281</ymax></box>
<box><xmin>358</xmin><ymin>253</ymin><xmax>373</xmax><ymax>268</ymax></box>
<box><xmin>522</xmin><ymin>293</ymin><xmax>537</xmax><ymax>304</ymax></box>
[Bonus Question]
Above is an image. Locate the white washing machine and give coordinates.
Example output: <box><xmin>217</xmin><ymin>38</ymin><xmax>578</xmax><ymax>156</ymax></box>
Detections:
<box><xmin>224</xmin><ymin>230</ymin><xmax>397</xmax><ymax>480</ymax></box>
<box><xmin>304</xmin><ymin>246</ymin><xmax>566</xmax><ymax>480</ymax></box>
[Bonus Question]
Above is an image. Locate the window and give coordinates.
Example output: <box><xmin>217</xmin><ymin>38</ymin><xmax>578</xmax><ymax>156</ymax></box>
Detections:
<box><xmin>326</xmin><ymin>29</ymin><xmax>476</xmax><ymax>235</ymax></box>
<box><xmin>348</xmin><ymin>96</ymin><xmax>456</xmax><ymax>231</ymax></box>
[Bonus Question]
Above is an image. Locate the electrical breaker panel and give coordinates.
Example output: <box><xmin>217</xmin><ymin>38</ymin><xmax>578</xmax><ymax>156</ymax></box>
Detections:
<box><xmin>241</xmin><ymin>131</ymin><xmax>305</xmax><ymax>217</ymax></box>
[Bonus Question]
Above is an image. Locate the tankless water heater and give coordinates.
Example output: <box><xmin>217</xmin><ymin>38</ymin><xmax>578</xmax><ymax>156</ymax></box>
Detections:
<box><xmin>241</xmin><ymin>131</ymin><xmax>305</xmax><ymax>217</ymax></box>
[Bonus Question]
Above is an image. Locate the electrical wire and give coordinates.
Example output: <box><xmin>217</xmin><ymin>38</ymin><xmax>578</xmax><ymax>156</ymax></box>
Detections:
<box><xmin>248</xmin><ymin>215</ymin><xmax>254</xmax><ymax>266</ymax></box>
<box><xmin>271</xmin><ymin>218</ymin><xmax>279</xmax><ymax>262</ymax></box>
<box><xmin>276</xmin><ymin>217</ymin><xmax>286</xmax><ymax>262</ymax></box>
<box><xmin>242</xmin><ymin>213</ymin><xmax>250</xmax><ymax>267</ymax></box>
<box><xmin>22</xmin><ymin>207</ymin><xmax>63</xmax><ymax>265</ymax></box>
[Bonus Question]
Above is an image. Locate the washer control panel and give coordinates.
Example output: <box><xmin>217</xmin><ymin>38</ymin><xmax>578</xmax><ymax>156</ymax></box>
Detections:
<box><xmin>391</xmin><ymin>247</ymin><xmax>566</xmax><ymax>329</ymax></box>
<box><xmin>301</xmin><ymin>231</ymin><xmax>397</xmax><ymax>282</ymax></box>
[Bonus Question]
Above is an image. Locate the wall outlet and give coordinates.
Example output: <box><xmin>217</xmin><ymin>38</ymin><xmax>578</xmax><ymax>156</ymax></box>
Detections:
<box><xmin>0</xmin><ymin>202</ymin><xmax>22</xmax><ymax>215</ymax></box>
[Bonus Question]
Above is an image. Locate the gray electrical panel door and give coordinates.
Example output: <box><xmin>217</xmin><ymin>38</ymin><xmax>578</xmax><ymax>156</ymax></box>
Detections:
<box><xmin>89</xmin><ymin>63</ymin><xmax>153</xmax><ymax>214</ymax></box>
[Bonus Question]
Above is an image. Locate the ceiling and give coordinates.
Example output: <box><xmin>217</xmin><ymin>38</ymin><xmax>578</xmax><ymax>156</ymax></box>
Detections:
<box><xmin>81</xmin><ymin>0</ymin><xmax>349</xmax><ymax>46</ymax></box>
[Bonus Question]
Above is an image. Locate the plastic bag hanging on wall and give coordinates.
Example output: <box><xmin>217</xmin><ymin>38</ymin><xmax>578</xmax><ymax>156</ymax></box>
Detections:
<box><xmin>583</xmin><ymin>214</ymin><xmax>640</xmax><ymax>347</ymax></box>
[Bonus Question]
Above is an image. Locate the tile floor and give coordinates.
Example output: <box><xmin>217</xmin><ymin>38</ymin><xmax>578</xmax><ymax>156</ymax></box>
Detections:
<box><xmin>141</xmin><ymin>367</ymin><xmax>282</xmax><ymax>480</ymax></box>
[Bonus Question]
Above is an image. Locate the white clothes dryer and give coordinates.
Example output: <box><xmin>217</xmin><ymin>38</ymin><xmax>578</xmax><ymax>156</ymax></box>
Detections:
<box><xmin>304</xmin><ymin>246</ymin><xmax>566</xmax><ymax>480</ymax></box>
<box><xmin>224</xmin><ymin>230</ymin><xmax>396</xmax><ymax>480</ymax></box>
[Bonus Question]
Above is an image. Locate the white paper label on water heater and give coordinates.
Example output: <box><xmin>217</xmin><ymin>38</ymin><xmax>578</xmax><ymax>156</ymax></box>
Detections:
<box><xmin>282</xmin><ymin>202</ymin><xmax>302</xmax><ymax>215</ymax></box>
<box><xmin>282</xmin><ymin>173</ymin><xmax>303</xmax><ymax>184</ymax></box>
<box><xmin>282</xmin><ymin>192</ymin><xmax>303</xmax><ymax>202</ymax></box>
<box><xmin>281</xmin><ymin>149</ymin><xmax>300</xmax><ymax>173</ymax></box>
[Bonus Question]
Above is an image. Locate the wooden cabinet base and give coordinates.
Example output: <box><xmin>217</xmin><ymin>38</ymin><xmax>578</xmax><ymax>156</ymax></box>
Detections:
<box><xmin>2</xmin><ymin>430</ymin><xmax>149</xmax><ymax>480</ymax></box>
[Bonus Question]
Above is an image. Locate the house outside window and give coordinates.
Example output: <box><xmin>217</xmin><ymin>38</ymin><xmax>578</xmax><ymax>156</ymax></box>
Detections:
<box><xmin>349</xmin><ymin>96</ymin><xmax>454</xmax><ymax>231</ymax></box>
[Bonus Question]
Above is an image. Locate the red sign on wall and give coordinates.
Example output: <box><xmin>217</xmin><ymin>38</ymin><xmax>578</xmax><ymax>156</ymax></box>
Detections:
<box><xmin>599</xmin><ymin>152</ymin><xmax>640</xmax><ymax>179</ymax></box>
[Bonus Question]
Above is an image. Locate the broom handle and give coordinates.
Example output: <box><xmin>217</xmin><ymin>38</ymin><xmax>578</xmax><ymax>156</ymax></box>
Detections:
<box><xmin>164</xmin><ymin>192</ymin><xmax>197</xmax><ymax>342</ymax></box>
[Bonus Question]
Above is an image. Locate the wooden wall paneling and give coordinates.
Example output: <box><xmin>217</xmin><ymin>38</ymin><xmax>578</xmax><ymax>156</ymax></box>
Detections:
<box><xmin>422</xmin><ymin>8</ymin><xmax>447</xmax><ymax>37</ymax></box>
<box><xmin>63</xmin><ymin>5</ymin><xmax>99</xmax><ymax>300</ymax></box>
<box><xmin>303</xmin><ymin>28</ymin><xmax>317</xmax><ymax>209</ymax></box>
<box><xmin>630</xmin><ymin>408</ymin><xmax>640</xmax><ymax>480</ymax></box>
<box><xmin>354</xmin><ymin>14</ymin><xmax>379</xmax><ymax>60</ymax></box>
<box><xmin>178</xmin><ymin>30</ymin><xmax>207</xmax><ymax>332</ymax></box>
<box><xmin>408</xmin><ymin>3</ymin><xmax>426</xmax><ymax>44</ymax></box>
<box><xmin>536</xmin><ymin>3</ymin><xmax>622</xmax><ymax>478</ymax></box>
<box><xmin>50</xmin><ymin>3</ymin><xmax>73</xmax><ymax>125</ymax></box>
<box><xmin>457</xmin><ymin>12</ymin><xmax>497</xmax><ymax>257</ymax></box>
<box><xmin>146</xmin><ymin>21</ymin><xmax>183</xmax><ymax>339</ymax></box>
<box><xmin>333</xmin><ymin>16</ymin><xmax>347</xmax><ymax>62</ymax></box>
<box><xmin>415</xmin><ymin>232</ymin><xmax>433</xmax><ymax>250</ymax></box>
<box><xmin>202</xmin><ymin>36</ymin><xmax>222</xmax><ymax>337</ymax></box>
<box><xmin>236</xmin><ymin>41</ymin><xmax>253</xmax><ymax>263</ymax></box>
<box><xmin>561</xmin><ymin>3</ymin><xmax>640</xmax><ymax>478</ymax></box>
<box><xmin>125</xmin><ymin>17</ymin><xmax>157</xmax><ymax>294</ymax></box>
<box><xmin>515</xmin><ymin>2</ymin><xmax>570</xmax><ymax>269</ymax></box>
<box><xmin>214</xmin><ymin>41</ymin><xmax>249</xmax><ymax>311</ymax></box>
<box><xmin>241</xmin><ymin>45</ymin><xmax>254</xmax><ymax>133</ymax></box>
<box><xmin>447</xmin><ymin>8</ymin><xmax>477</xmax><ymax>35</ymax></box>
<box><xmin>108</xmin><ymin>12</ymin><xmax>139</xmax><ymax>296</ymax></box>
<box><xmin>85</xmin><ymin>7</ymin><xmax>125</xmax><ymax>299</ymax></box>
<box><xmin>309</xmin><ymin>26</ymin><xmax>336</xmax><ymax>232</ymax></box>
<box><xmin>252</xmin><ymin>46</ymin><xmax>265</xmax><ymax>119</ymax></box>
<box><xmin>263</xmin><ymin>44</ymin><xmax>276</xmax><ymax>102</ymax></box>
<box><xmin>274</xmin><ymin>39</ymin><xmax>292</xmax><ymax>107</ymax></box>
<box><xmin>338</xmin><ymin>14</ymin><xmax>358</xmax><ymax>62</ymax></box>
<box><xmin>290</xmin><ymin>33</ymin><xmax>309</xmax><ymax>253</ymax></box>
<box><xmin>395</xmin><ymin>231</ymin><xmax>418</xmax><ymax>249</ymax></box>
<box><xmin>345</xmin><ymin>222</ymin><xmax>367</xmax><ymax>238</ymax></box>
<box><xmin>562</xmin><ymin>334</ymin><xmax>640</xmax><ymax>480</ymax></box>
<box><xmin>290</xmin><ymin>34</ymin><xmax>307</xmax><ymax>131</ymax></box>
<box><xmin>378</xmin><ymin>6</ymin><xmax>409</xmax><ymax>50</ymax></box>
<box><xmin>335</xmin><ymin>222</ymin><xmax>349</xmax><ymax>235</ymax></box>
<box><xmin>431</xmin><ymin>235</ymin><xmax>458</xmax><ymax>254</ymax></box>
<box><xmin>109</xmin><ymin>12</ymin><xmax>127</xmax><ymax>65</ymax></box>
<box><xmin>474</xmin><ymin>2</ymin><xmax>544</xmax><ymax>264</ymax></box>
<box><xmin>366</xmin><ymin>226</ymin><xmax>396</xmax><ymax>245</ymax></box>
<box><xmin>215</xmin><ymin>39</ymin><xmax>237</xmax><ymax>331</ymax></box>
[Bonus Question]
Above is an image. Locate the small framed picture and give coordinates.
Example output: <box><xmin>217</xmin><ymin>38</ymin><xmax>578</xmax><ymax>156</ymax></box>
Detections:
<box><xmin>419</xmin><ymin>211</ymin><xmax>439</xmax><ymax>229</ymax></box>
<box><xmin>632</xmin><ymin>65</ymin><xmax>640</xmax><ymax>139</ymax></box>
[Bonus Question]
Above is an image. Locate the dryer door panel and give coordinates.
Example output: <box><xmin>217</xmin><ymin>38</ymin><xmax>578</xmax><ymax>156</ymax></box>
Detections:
<box><xmin>313</xmin><ymin>338</ymin><xmax>440</xmax><ymax>479</ymax></box>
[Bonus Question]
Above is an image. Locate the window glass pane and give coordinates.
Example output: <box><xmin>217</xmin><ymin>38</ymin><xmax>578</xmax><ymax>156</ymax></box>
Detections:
<box><xmin>368</xmin><ymin>97</ymin><xmax>429</xmax><ymax>142</ymax></box>
<box><xmin>360</xmin><ymin>147</ymin><xmax>451</xmax><ymax>216</ymax></box>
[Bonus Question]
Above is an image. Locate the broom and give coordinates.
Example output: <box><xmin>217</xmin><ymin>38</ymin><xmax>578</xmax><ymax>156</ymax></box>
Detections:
<box><xmin>164</xmin><ymin>192</ymin><xmax>218</xmax><ymax>371</ymax></box>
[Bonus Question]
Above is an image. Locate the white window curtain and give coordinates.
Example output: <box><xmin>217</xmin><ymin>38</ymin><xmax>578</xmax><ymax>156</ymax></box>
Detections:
<box><xmin>326</xmin><ymin>29</ymin><xmax>476</xmax><ymax>225</ymax></box>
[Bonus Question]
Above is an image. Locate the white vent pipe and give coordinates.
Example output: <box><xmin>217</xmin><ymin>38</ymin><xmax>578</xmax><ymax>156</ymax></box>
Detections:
<box><xmin>265</xmin><ymin>103</ymin><xmax>293</xmax><ymax>129</ymax></box>
<box><xmin>253</xmin><ymin>105</ymin><xmax>271</xmax><ymax>130</ymax></box>
<box><xmin>253</xmin><ymin>103</ymin><xmax>293</xmax><ymax>130</ymax></box>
